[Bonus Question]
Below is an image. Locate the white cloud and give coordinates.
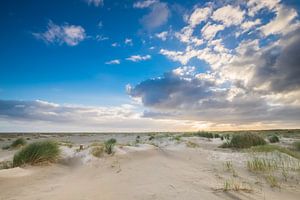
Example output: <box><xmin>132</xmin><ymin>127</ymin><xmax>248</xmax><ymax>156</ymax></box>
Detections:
<box><xmin>188</xmin><ymin>7</ymin><xmax>212</xmax><ymax>27</ymax></box>
<box><xmin>95</xmin><ymin>35</ymin><xmax>109</xmax><ymax>41</ymax></box>
<box><xmin>201</xmin><ymin>23</ymin><xmax>225</xmax><ymax>40</ymax></box>
<box><xmin>124</xmin><ymin>38</ymin><xmax>133</xmax><ymax>45</ymax></box>
<box><xmin>133</xmin><ymin>0</ymin><xmax>158</xmax><ymax>9</ymax></box>
<box><xmin>247</xmin><ymin>0</ymin><xmax>280</xmax><ymax>17</ymax></box>
<box><xmin>126</xmin><ymin>55</ymin><xmax>151</xmax><ymax>62</ymax></box>
<box><xmin>241</xmin><ymin>19</ymin><xmax>261</xmax><ymax>31</ymax></box>
<box><xmin>260</xmin><ymin>5</ymin><xmax>298</xmax><ymax>36</ymax></box>
<box><xmin>33</xmin><ymin>21</ymin><xmax>86</xmax><ymax>46</ymax></box>
<box><xmin>140</xmin><ymin>2</ymin><xmax>170</xmax><ymax>30</ymax></box>
<box><xmin>212</xmin><ymin>5</ymin><xmax>245</xmax><ymax>27</ymax></box>
<box><xmin>155</xmin><ymin>31</ymin><xmax>168</xmax><ymax>41</ymax></box>
<box><xmin>85</xmin><ymin>0</ymin><xmax>104</xmax><ymax>7</ymax></box>
<box><xmin>175</xmin><ymin>26</ymin><xmax>204</xmax><ymax>46</ymax></box>
<box><xmin>105</xmin><ymin>59</ymin><xmax>120</xmax><ymax>64</ymax></box>
<box><xmin>111</xmin><ymin>42</ymin><xmax>119</xmax><ymax>47</ymax></box>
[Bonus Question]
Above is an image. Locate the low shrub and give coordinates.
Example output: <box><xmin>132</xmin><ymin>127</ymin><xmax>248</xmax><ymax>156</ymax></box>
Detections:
<box><xmin>268</xmin><ymin>135</ymin><xmax>280</xmax><ymax>143</ymax></box>
<box><xmin>104</xmin><ymin>138</ymin><xmax>117</xmax><ymax>154</ymax></box>
<box><xmin>1</xmin><ymin>144</ymin><xmax>10</xmax><ymax>150</ymax></box>
<box><xmin>221</xmin><ymin>133</ymin><xmax>266</xmax><ymax>148</ymax></box>
<box><xmin>11</xmin><ymin>138</ymin><xmax>27</xmax><ymax>148</ymax></box>
<box><xmin>13</xmin><ymin>140</ymin><xmax>60</xmax><ymax>167</ymax></box>
<box><xmin>293</xmin><ymin>141</ymin><xmax>300</xmax><ymax>151</ymax></box>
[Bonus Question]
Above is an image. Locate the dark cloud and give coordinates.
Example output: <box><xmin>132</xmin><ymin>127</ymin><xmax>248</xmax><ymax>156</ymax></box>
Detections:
<box><xmin>128</xmin><ymin>69</ymin><xmax>218</xmax><ymax>109</ymax></box>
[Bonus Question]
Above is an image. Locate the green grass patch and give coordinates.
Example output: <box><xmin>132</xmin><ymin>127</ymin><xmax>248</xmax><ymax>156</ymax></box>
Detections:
<box><xmin>13</xmin><ymin>140</ymin><xmax>60</xmax><ymax>167</ymax></box>
<box><xmin>11</xmin><ymin>138</ymin><xmax>27</xmax><ymax>148</ymax></box>
<box><xmin>268</xmin><ymin>135</ymin><xmax>280</xmax><ymax>143</ymax></box>
<box><xmin>104</xmin><ymin>138</ymin><xmax>117</xmax><ymax>154</ymax></box>
<box><xmin>221</xmin><ymin>133</ymin><xmax>266</xmax><ymax>148</ymax></box>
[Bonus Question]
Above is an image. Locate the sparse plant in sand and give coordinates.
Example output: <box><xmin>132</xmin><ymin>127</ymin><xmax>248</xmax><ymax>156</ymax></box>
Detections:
<box><xmin>11</xmin><ymin>137</ymin><xmax>27</xmax><ymax>148</ymax></box>
<box><xmin>91</xmin><ymin>146</ymin><xmax>104</xmax><ymax>158</ymax></box>
<box><xmin>13</xmin><ymin>140</ymin><xmax>60</xmax><ymax>167</ymax></box>
<box><xmin>221</xmin><ymin>133</ymin><xmax>266</xmax><ymax>148</ymax></box>
<box><xmin>104</xmin><ymin>138</ymin><xmax>117</xmax><ymax>154</ymax></box>
<box><xmin>249</xmin><ymin>145</ymin><xmax>300</xmax><ymax>160</ymax></box>
<box><xmin>265</xmin><ymin>174</ymin><xmax>280</xmax><ymax>188</ymax></box>
<box><xmin>223</xmin><ymin>161</ymin><xmax>238</xmax><ymax>177</ymax></box>
<box><xmin>186</xmin><ymin>141</ymin><xmax>199</xmax><ymax>148</ymax></box>
<box><xmin>247</xmin><ymin>157</ymin><xmax>278</xmax><ymax>172</ymax></box>
<box><xmin>222</xmin><ymin>179</ymin><xmax>252</xmax><ymax>192</ymax></box>
<box><xmin>1</xmin><ymin>144</ymin><xmax>10</xmax><ymax>150</ymax></box>
<box><xmin>0</xmin><ymin>160</ymin><xmax>13</xmax><ymax>169</ymax></box>
<box><xmin>268</xmin><ymin>135</ymin><xmax>280</xmax><ymax>143</ymax></box>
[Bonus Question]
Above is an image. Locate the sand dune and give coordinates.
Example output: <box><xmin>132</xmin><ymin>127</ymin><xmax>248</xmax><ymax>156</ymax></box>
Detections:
<box><xmin>1</xmin><ymin>139</ymin><xmax>300</xmax><ymax>200</ymax></box>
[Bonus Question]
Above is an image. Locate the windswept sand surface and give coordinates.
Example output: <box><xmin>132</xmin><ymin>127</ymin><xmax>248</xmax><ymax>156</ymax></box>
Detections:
<box><xmin>0</xmin><ymin>135</ymin><xmax>300</xmax><ymax>200</ymax></box>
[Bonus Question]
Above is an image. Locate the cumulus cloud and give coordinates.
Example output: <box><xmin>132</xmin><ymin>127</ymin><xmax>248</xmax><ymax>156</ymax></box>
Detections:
<box><xmin>85</xmin><ymin>0</ymin><xmax>104</xmax><ymax>7</ymax></box>
<box><xmin>105</xmin><ymin>59</ymin><xmax>120</xmax><ymax>64</ymax></box>
<box><xmin>33</xmin><ymin>21</ymin><xmax>86</xmax><ymax>46</ymax></box>
<box><xmin>201</xmin><ymin>23</ymin><xmax>225</xmax><ymax>40</ymax></box>
<box><xmin>247</xmin><ymin>0</ymin><xmax>280</xmax><ymax>17</ymax></box>
<box><xmin>126</xmin><ymin>55</ymin><xmax>151</xmax><ymax>62</ymax></box>
<box><xmin>188</xmin><ymin>7</ymin><xmax>212</xmax><ymax>27</ymax></box>
<box><xmin>211</xmin><ymin>5</ymin><xmax>245</xmax><ymax>27</ymax></box>
<box><xmin>140</xmin><ymin>2</ymin><xmax>170</xmax><ymax>30</ymax></box>
<box><xmin>260</xmin><ymin>5</ymin><xmax>299</xmax><ymax>36</ymax></box>
<box><xmin>129</xmin><ymin>0</ymin><xmax>300</xmax><ymax>128</ymax></box>
<box><xmin>128</xmin><ymin>66</ymin><xmax>300</xmax><ymax>125</ymax></box>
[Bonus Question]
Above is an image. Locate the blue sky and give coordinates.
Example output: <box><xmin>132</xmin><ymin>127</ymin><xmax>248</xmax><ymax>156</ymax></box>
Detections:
<box><xmin>0</xmin><ymin>0</ymin><xmax>300</xmax><ymax>131</ymax></box>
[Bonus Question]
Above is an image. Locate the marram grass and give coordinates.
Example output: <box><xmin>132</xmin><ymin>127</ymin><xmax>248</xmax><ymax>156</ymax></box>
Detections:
<box><xmin>13</xmin><ymin>140</ymin><xmax>60</xmax><ymax>167</ymax></box>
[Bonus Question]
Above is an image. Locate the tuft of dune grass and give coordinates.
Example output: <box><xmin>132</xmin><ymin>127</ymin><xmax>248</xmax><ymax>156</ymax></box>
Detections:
<box><xmin>11</xmin><ymin>138</ymin><xmax>27</xmax><ymax>148</ymax></box>
<box><xmin>221</xmin><ymin>133</ymin><xmax>266</xmax><ymax>149</ymax></box>
<box><xmin>293</xmin><ymin>141</ymin><xmax>300</xmax><ymax>151</ymax></box>
<box><xmin>104</xmin><ymin>138</ymin><xmax>117</xmax><ymax>154</ymax></box>
<box><xmin>249</xmin><ymin>144</ymin><xmax>300</xmax><ymax>160</ymax></box>
<box><xmin>13</xmin><ymin>140</ymin><xmax>60</xmax><ymax>167</ymax></box>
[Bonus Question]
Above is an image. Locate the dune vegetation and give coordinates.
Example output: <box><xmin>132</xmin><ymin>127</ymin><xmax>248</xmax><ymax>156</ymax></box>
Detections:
<box><xmin>13</xmin><ymin>140</ymin><xmax>60</xmax><ymax>167</ymax></box>
<box><xmin>104</xmin><ymin>138</ymin><xmax>117</xmax><ymax>154</ymax></box>
<box><xmin>221</xmin><ymin>132</ymin><xmax>266</xmax><ymax>148</ymax></box>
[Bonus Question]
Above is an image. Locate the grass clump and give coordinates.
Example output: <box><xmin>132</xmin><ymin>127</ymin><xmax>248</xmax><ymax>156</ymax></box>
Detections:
<box><xmin>268</xmin><ymin>135</ymin><xmax>280</xmax><ymax>143</ymax></box>
<box><xmin>13</xmin><ymin>140</ymin><xmax>60</xmax><ymax>167</ymax></box>
<box><xmin>247</xmin><ymin>157</ymin><xmax>278</xmax><ymax>172</ymax></box>
<box><xmin>265</xmin><ymin>174</ymin><xmax>280</xmax><ymax>188</ymax></box>
<box><xmin>222</xmin><ymin>179</ymin><xmax>252</xmax><ymax>192</ymax></box>
<box><xmin>91</xmin><ymin>146</ymin><xmax>104</xmax><ymax>158</ymax></box>
<box><xmin>293</xmin><ymin>141</ymin><xmax>300</xmax><ymax>151</ymax></box>
<box><xmin>104</xmin><ymin>138</ymin><xmax>117</xmax><ymax>154</ymax></box>
<box><xmin>249</xmin><ymin>145</ymin><xmax>300</xmax><ymax>160</ymax></box>
<box><xmin>2</xmin><ymin>144</ymin><xmax>10</xmax><ymax>150</ymax></box>
<box><xmin>0</xmin><ymin>160</ymin><xmax>13</xmax><ymax>169</ymax></box>
<box><xmin>186</xmin><ymin>141</ymin><xmax>199</xmax><ymax>148</ymax></box>
<box><xmin>221</xmin><ymin>133</ymin><xmax>266</xmax><ymax>148</ymax></box>
<box><xmin>11</xmin><ymin>138</ymin><xmax>27</xmax><ymax>148</ymax></box>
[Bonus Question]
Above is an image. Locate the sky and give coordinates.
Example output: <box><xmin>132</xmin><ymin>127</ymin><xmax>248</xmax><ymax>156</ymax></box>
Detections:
<box><xmin>0</xmin><ymin>0</ymin><xmax>300</xmax><ymax>132</ymax></box>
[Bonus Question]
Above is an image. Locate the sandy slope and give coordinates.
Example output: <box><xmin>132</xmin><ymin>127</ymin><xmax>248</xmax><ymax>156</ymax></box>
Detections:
<box><xmin>0</xmin><ymin>141</ymin><xmax>300</xmax><ymax>200</ymax></box>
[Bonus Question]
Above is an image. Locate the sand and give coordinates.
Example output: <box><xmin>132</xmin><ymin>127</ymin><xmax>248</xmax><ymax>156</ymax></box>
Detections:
<box><xmin>0</xmin><ymin>136</ymin><xmax>300</xmax><ymax>200</ymax></box>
